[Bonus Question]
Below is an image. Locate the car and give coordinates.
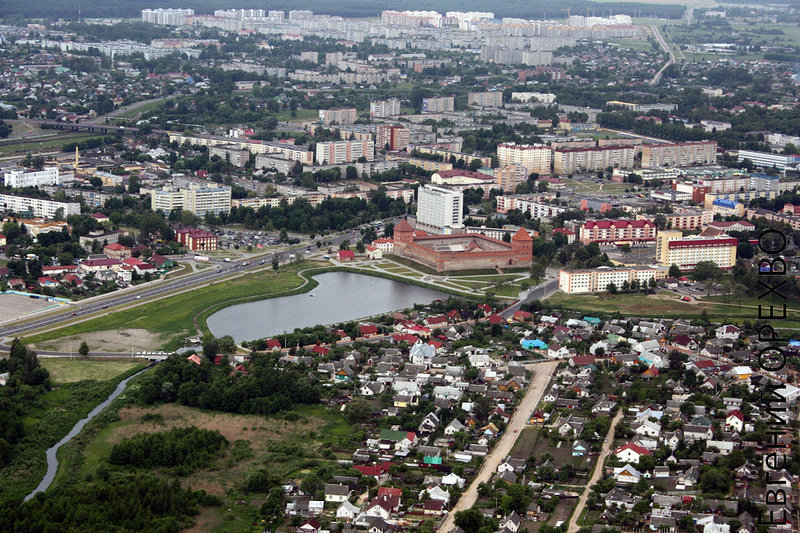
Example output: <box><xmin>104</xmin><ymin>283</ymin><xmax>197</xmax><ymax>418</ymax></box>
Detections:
<box><xmin>102</xmin><ymin>305</ymin><xmax>108</xmax><ymax>309</ymax></box>
<box><xmin>136</xmin><ymin>295</ymin><xmax>142</xmax><ymax>299</ymax></box>
<box><xmin>71</xmin><ymin>312</ymin><xmax>77</xmax><ymax>316</ymax></box>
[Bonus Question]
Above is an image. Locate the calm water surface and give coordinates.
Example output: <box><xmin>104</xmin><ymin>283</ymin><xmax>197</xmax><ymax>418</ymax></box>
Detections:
<box><xmin>207</xmin><ymin>272</ymin><xmax>448</xmax><ymax>342</ymax></box>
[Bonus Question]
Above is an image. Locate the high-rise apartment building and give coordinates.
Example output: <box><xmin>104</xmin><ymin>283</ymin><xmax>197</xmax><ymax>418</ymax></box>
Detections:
<box><xmin>150</xmin><ymin>184</ymin><xmax>232</xmax><ymax>216</ymax></box>
<box><xmin>318</xmin><ymin>108</ymin><xmax>357</xmax><ymax>125</ymax></box>
<box><xmin>315</xmin><ymin>140</ymin><xmax>375</xmax><ymax>164</ymax></box>
<box><xmin>141</xmin><ymin>8</ymin><xmax>194</xmax><ymax>25</ymax></box>
<box><xmin>376</xmin><ymin>126</ymin><xmax>410</xmax><ymax>151</ymax></box>
<box><xmin>496</xmin><ymin>143</ymin><xmax>552</xmax><ymax>176</ymax></box>
<box><xmin>495</xmin><ymin>165</ymin><xmax>528</xmax><ymax>193</ymax></box>
<box><xmin>422</xmin><ymin>97</ymin><xmax>455</xmax><ymax>113</ymax></box>
<box><xmin>641</xmin><ymin>141</ymin><xmax>717</xmax><ymax>168</ymax></box>
<box><xmin>416</xmin><ymin>185</ymin><xmax>463</xmax><ymax>233</ymax></box>
<box><xmin>467</xmin><ymin>91</ymin><xmax>503</xmax><ymax>107</ymax></box>
<box><xmin>0</xmin><ymin>194</ymin><xmax>80</xmax><ymax>219</ymax></box>
<box><xmin>553</xmin><ymin>146</ymin><xmax>635</xmax><ymax>174</ymax></box>
<box><xmin>370</xmin><ymin>99</ymin><xmax>401</xmax><ymax>118</ymax></box>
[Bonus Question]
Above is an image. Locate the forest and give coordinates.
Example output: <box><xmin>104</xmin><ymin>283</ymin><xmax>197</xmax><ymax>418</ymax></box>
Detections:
<box><xmin>136</xmin><ymin>353</ymin><xmax>321</xmax><ymax>415</ymax></box>
<box><xmin>109</xmin><ymin>427</ymin><xmax>228</xmax><ymax>474</ymax></box>
<box><xmin>0</xmin><ymin>473</ymin><xmax>219</xmax><ymax>532</ymax></box>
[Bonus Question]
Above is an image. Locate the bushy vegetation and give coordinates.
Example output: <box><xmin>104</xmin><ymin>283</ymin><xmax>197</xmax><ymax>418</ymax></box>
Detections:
<box><xmin>0</xmin><ymin>472</ymin><xmax>219</xmax><ymax>532</ymax></box>
<box><xmin>136</xmin><ymin>354</ymin><xmax>321</xmax><ymax>415</ymax></box>
<box><xmin>109</xmin><ymin>427</ymin><xmax>228</xmax><ymax>474</ymax></box>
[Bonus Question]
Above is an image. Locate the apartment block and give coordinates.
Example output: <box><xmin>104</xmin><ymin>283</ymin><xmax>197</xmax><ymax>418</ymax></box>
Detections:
<box><xmin>496</xmin><ymin>143</ymin><xmax>552</xmax><ymax>176</ymax></box>
<box><xmin>255</xmin><ymin>154</ymin><xmax>295</xmax><ymax>174</ymax></box>
<box><xmin>376</xmin><ymin>125</ymin><xmax>410</xmax><ymax>151</ymax></box>
<box><xmin>150</xmin><ymin>183</ymin><xmax>232</xmax><ymax>216</ymax></box>
<box><xmin>553</xmin><ymin>145</ymin><xmax>635</xmax><ymax>174</ymax></box>
<box><xmin>422</xmin><ymin>97</ymin><xmax>455</xmax><ymax>113</ymax></box>
<box><xmin>559</xmin><ymin>266</ymin><xmax>666</xmax><ymax>294</ymax></box>
<box><xmin>579</xmin><ymin>219</ymin><xmax>656</xmax><ymax>244</ymax></box>
<box><xmin>175</xmin><ymin>228</ymin><xmax>218</xmax><ymax>251</ymax></box>
<box><xmin>638</xmin><ymin>208</ymin><xmax>711</xmax><ymax>231</ymax></box>
<box><xmin>641</xmin><ymin>141</ymin><xmax>717</xmax><ymax>168</ymax></box>
<box><xmin>316</xmin><ymin>140</ymin><xmax>375</xmax><ymax>164</ymax></box>
<box><xmin>3</xmin><ymin>167</ymin><xmax>69</xmax><ymax>188</ymax></box>
<box><xmin>495</xmin><ymin>165</ymin><xmax>528</xmax><ymax>193</ymax></box>
<box><xmin>167</xmin><ymin>133</ymin><xmax>314</xmax><ymax>165</ymax></box>
<box><xmin>495</xmin><ymin>196</ymin><xmax>566</xmax><ymax>219</ymax></box>
<box><xmin>0</xmin><ymin>194</ymin><xmax>80</xmax><ymax>219</ymax></box>
<box><xmin>370</xmin><ymin>99</ymin><xmax>401</xmax><ymax>118</ymax></box>
<box><xmin>318</xmin><ymin>108</ymin><xmax>357</xmax><ymax>125</ymax></box>
<box><xmin>656</xmin><ymin>230</ymin><xmax>737</xmax><ymax>270</ymax></box>
<box><xmin>467</xmin><ymin>91</ymin><xmax>503</xmax><ymax>107</ymax></box>
<box><xmin>209</xmin><ymin>145</ymin><xmax>250</xmax><ymax>167</ymax></box>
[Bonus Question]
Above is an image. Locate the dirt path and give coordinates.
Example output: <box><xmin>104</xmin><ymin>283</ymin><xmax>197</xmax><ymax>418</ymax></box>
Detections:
<box><xmin>438</xmin><ymin>360</ymin><xmax>559</xmax><ymax>532</ymax></box>
<box><xmin>567</xmin><ymin>409</ymin><xmax>624</xmax><ymax>533</ymax></box>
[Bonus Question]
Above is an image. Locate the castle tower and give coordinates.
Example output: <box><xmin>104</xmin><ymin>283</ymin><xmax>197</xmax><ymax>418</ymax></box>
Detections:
<box><xmin>393</xmin><ymin>219</ymin><xmax>414</xmax><ymax>244</ymax></box>
<box><xmin>511</xmin><ymin>227</ymin><xmax>533</xmax><ymax>256</ymax></box>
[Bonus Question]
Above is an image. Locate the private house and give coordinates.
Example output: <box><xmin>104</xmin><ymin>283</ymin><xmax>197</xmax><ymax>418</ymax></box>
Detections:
<box><xmin>325</xmin><ymin>484</ymin><xmax>352</xmax><ymax>503</ymax></box>
<box><xmin>613</xmin><ymin>464</ymin><xmax>642</xmax><ymax>484</ymax></box>
<box><xmin>336</xmin><ymin>501</ymin><xmax>361</xmax><ymax>521</ymax></box>
<box><xmin>614</xmin><ymin>442</ymin><xmax>651</xmax><ymax>464</ymax></box>
<box><xmin>572</xmin><ymin>440</ymin><xmax>589</xmax><ymax>457</ymax></box>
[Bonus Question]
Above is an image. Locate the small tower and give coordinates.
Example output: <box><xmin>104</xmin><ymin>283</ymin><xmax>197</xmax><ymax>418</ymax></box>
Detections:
<box><xmin>393</xmin><ymin>219</ymin><xmax>414</xmax><ymax>244</ymax></box>
<box><xmin>511</xmin><ymin>227</ymin><xmax>533</xmax><ymax>256</ymax></box>
<box><xmin>75</xmin><ymin>145</ymin><xmax>79</xmax><ymax>168</ymax></box>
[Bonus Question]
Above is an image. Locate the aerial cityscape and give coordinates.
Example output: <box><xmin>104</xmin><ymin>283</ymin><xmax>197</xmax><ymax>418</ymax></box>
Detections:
<box><xmin>0</xmin><ymin>0</ymin><xmax>798</xmax><ymax>531</ymax></box>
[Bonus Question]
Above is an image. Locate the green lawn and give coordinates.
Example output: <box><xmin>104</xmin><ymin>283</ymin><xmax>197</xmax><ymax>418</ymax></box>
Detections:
<box><xmin>39</xmin><ymin>358</ymin><xmax>145</xmax><ymax>384</ymax></box>
<box><xmin>111</xmin><ymin>99</ymin><xmax>166</xmax><ymax>120</ymax></box>
<box><xmin>0</xmin><ymin>134</ymin><xmax>103</xmax><ymax>155</ymax></box>
<box><xmin>24</xmin><ymin>264</ymin><xmax>322</xmax><ymax>350</ymax></box>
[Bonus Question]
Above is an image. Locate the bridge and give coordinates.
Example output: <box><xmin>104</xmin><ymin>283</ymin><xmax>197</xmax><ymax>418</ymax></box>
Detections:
<box><xmin>27</xmin><ymin>120</ymin><xmax>167</xmax><ymax>136</ymax></box>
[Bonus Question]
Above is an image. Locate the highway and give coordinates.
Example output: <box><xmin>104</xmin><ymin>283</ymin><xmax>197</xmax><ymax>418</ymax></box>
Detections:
<box><xmin>650</xmin><ymin>25</ymin><xmax>676</xmax><ymax>86</ymax></box>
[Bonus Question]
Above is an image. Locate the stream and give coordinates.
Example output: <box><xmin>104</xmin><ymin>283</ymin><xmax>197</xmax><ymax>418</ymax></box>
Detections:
<box><xmin>24</xmin><ymin>364</ymin><xmax>153</xmax><ymax>502</ymax></box>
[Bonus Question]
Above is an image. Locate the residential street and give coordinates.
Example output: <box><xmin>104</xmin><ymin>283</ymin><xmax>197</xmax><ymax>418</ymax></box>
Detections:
<box><xmin>438</xmin><ymin>360</ymin><xmax>559</xmax><ymax>532</ymax></box>
<box><xmin>567</xmin><ymin>409</ymin><xmax>624</xmax><ymax>533</ymax></box>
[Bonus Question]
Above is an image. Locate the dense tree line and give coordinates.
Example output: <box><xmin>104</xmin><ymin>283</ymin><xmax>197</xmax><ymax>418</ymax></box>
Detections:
<box><xmin>136</xmin><ymin>354</ymin><xmax>321</xmax><ymax>415</ymax></box>
<box><xmin>109</xmin><ymin>427</ymin><xmax>227</xmax><ymax>474</ymax></box>
<box><xmin>0</xmin><ymin>340</ymin><xmax>49</xmax><ymax>465</ymax></box>
<box><xmin>217</xmin><ymin>194</ymin><xmax>407</xmax><ymax>233</ymax></box>
<box><xmin>0</xmin><ymin>472</ymin><xmax>219</xmax><ymax>532</ymax></box>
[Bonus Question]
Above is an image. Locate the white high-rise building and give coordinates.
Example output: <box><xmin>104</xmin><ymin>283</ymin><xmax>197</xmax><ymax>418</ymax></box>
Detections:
<box><xmin>370</xmin><ymin>99</ymin><xmax>401</xmax><ymax>118</ymax></box>
<box><xmin>141</xmin><ymin>8</ymin><xmax>194</xmax><ymax>25</ymax></box>
<box><xmin>315</xmin><ymin>140</ymin><xmax>374</xmax><ymax>164</ymax></box>
<box><xmin>416</xmin><ymin>185</ymin><xmax>463</xmax><ymax>234</ymax></box>
<box><xmin>150</xmin><ymin>184</ymin><xmax>231</xmax><ymax>216</ymax></box>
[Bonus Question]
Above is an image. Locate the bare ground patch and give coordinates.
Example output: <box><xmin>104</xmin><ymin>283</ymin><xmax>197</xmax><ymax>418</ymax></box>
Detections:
<box><xmin>32</xmin><ymin>328</ymin><xmax>164</xmax><ymax>353</ymax></box>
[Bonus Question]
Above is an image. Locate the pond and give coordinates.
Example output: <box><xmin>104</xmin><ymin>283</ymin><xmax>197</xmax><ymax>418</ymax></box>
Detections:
<box><xmin>206</xmin><ymin>271</ymin><xmax>450</xmax><ymax>342</ymax></box>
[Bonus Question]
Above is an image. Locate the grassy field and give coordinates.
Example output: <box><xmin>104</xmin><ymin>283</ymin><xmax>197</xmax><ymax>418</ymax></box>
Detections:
<box><xmin>548</xmin><ymin>291</ymin><xmax>800</xmax><ymax>328</ymax></box>
<box><xmin>39</xmin><ymin>358</ymin><xmax>145</xmax><ymax>384</ymax></box>
<box><xmin>0</xmin><ymin>133</ymin><xmax>104</xmax><ymax>155</ymax></box>
<box><xmin>24</xmin><ymin>263</ymin><xmax>322</xmax><ymax>351</ymax></box>
<box><xmin>111</xmin><ymin>99</ymin><xmax>166</xmax><ymax>120</ymax></box>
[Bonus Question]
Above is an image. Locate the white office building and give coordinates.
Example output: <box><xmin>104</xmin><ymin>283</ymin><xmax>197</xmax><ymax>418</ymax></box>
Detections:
<box><xmin>416</xmin><ymin>185</ymin><xmax>463</xmax><ymax>234</ymax></box>
<box><xmin>0</xmin><ymin>194</ymin><xmax>80</xmax><ymax>219</ymax></box>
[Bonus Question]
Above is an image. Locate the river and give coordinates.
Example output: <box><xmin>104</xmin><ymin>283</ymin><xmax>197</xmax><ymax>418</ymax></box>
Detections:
<box><xmin>207</xmin><ymin>271</ymin><xmax>449</xmax><ymax>343</ymax></box>
<box><xmin>24</xmin><ymin>365</ymin><xmax>152</xmax><ymax>502</ymax></box>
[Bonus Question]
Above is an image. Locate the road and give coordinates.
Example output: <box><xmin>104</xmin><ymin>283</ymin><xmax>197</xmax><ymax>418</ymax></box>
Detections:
<box><xmin>566</xmin><ymin>409</ymin><xmax>624</xmax><ymax>533</ymax></box>
<box><xmin>500</xmin><ymin>270</ymin><xmax>559</xmax><ymax>319</ymax></box>
<box><xmin>650</xmin><ymin>25</ymin><xmax>675</xmax><ymax>86</ymax></box>
<box><xmin>438</xmin><ymin>360</ymin><xmax>559</xmax><ymax>533</ymax></box>
<box><xmin>0</xmin><ymin>223</ymin><xmax>393</xmax><ymax>341</ymax></box>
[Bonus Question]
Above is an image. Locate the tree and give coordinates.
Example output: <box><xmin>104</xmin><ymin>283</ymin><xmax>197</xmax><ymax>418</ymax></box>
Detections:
<box><xmin>691</xmin><ymin>261</ymin><xmax>722</xmax><ymax>281</ymax></box>
<box><xmin>202</xmin><ymin>334</ymin><xmax>218</xmax><ymax>360</ymax></box>
<box><xmin>272</xmin><ymin>256</ymin><xmax>280</xmax><ymax>274</ymax></box>
<box><xmin>344</xmin><ymin>399</ymin><xmax>372</xmax><ymax>424</ymax></box>
<box><xmin>606</xmin><ymin>282</ymin><xmax>618</xmax><ymax>294</ymax></box>
<box><xmin>668</xmin><ymin>264</ymin><xmax>682</xmax><ymax>278</ymax></box>
<box><xmin>78</xmin><ymin>341</ymin><xmax>89</xmax><ymax>356</ymax></box>
<box><xmin>454</xmin><ymin>509</ymin><xmax>484</xmax><ymax>533</ymax></box>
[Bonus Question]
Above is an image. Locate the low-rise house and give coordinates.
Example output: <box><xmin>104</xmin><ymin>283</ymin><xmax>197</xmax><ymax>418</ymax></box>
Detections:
<box><xmin>325</xmin><ymin>484</ymin><xmax>352</xmax><ymax>503</ymax></box>
<box><xmin>613</xmin><ymin>464</ymin><xmax>642</xmax><ymax>484</ymax></box>
<box><xmin>336</xmin><ymin>501</ymin><xmax>361</xmax><ymax>521</ymax></box>
<box><xmin>614</xmin><ymin>442</ymin><xmax>651</xmax><ymax>464</ymax></box>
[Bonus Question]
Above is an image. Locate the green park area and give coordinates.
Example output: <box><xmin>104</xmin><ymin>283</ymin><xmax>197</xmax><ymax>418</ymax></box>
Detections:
<box><xmin>24</xmin><ymin>262</ymin><xmax>323</xmax><ymax>351</ymax></box>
